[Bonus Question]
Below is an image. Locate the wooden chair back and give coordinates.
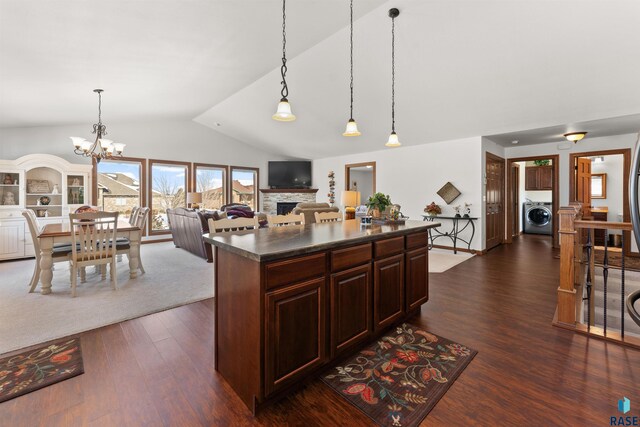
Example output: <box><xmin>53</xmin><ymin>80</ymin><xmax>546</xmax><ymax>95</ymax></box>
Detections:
<box><xmin>22</xmin><ymin>210</ymin><xmax>41</xmax><ymax>256</ymax></box>
<box><xmin>129</xmin><ymin>206</ymin><xmax>140</xmax><ymax>225</ymax></box>
<box><xmin>208</xmin><ymin>217</ymin><xmax>260</xmax><ymax>233</ymax></box>
<box><xmin>69</xmin><ymin>211</ymin><xmax>119</xmax><ymax>262</ymax></box>
<box><xmin>314</xmin><ymin>211</ymin><xmax>342</xmax><ymax>223</ymax></box>
<box><xmin>267</xmin><ymin>213</ymin><xmax>305</xmax><ymax>227</ymax></box>
<box><xmin>135</xmin><ymin>207</ymin><xmax>150</xmax><ymax>230</ymax></box>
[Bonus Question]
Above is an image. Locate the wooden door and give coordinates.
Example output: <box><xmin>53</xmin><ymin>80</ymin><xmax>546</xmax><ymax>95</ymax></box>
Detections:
<box><xmin>330</xmin><ymin>264</ymin><xmax>372</xmax><ymax>357</ymax></box>
<box><xmin>510</xmin><ymin>163</ymin><xmax>520</xmax><ymax>238</ymax></box>
<box><xmin>265</xmin><ymin>277</ymin><xmax>326</xmax><ymax>397</ymax></box>
<box><xmin>486</xmin><ymin>153</ymin><xmax>505</xmax><ymax>250</ymax></box>
<box><xmin>539</xmin><ymin>166</ymin><xmax>553</xmax><ymax>190</ymax></box>
<box><xmin>373</xmin><ymin>254</ymin><xmax>404</xmax><ymax>332</ymax></box>
<box><xmin>405</xmin><ymin>247</ymin><xmax>428</xmax><ymax>311</ymax></box>
<box><xmin>575</xmin><ymin>157</ymin><xmax>592</xmax><ymax>217</ymax></box>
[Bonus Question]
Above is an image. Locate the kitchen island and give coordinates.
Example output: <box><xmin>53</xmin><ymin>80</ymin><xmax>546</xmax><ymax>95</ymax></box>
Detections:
<box><xmin>203</xmin><ymin>219</ymin><xmax>439</xmax><ymax>413</ymax></box>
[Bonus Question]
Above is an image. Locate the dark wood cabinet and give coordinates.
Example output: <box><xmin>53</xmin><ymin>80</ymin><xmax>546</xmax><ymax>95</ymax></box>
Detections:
<box><xmin>373</xmin><ymin>253</ymin><xmax>405</xmax><ymax>332</ymax></box>
<box><xmin>405</xmin><ymin>247</ymin><xmax>429</xmax><ymax>311</ymax></box>
<box><xmin>330</xmin><ymin>264</ymin><xmax>372</xmax><ymax>356</ymax></box>
<box><xmin>593</xmin><ymin>210</ymin><xmax>608</xmax><ymax>246</ymax></box>
<box><xmin>265</xmin><ymin>277</ymin><xmax>326</xmax><ymax>397</ymax></box>
<box><xmin>525</xmin><ymin>166</ymin><xmax>553</xmax><ymax>191</ymax></box>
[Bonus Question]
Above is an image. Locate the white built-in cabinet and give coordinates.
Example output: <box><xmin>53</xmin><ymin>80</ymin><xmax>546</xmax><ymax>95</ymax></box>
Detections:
<box><xmin>0</xmin><ymin>154</ymin><xmax>92</xmax><ymax>260</ymax></box>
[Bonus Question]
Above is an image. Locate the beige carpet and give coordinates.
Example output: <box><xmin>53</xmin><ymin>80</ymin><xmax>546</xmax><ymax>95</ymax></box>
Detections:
<box><xmin>0</xmin><ymin>242</ymin><xmax>213</xmax><ymax>355</ymax></box>
<box><xmin>428</xmin><ymin>248</ymin><xmax>474</xmax><ymax>273</ymax></box>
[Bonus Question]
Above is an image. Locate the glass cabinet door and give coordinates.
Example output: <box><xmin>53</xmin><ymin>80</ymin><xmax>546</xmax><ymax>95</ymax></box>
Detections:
<box><xmin>67</xmin><ymin>175</ymin><xmax>86</xmax><ymax>206</ymax></box>
<box><xmin>0</xmin><ymin>171</ymin><xmax>21</xmax><ymax>208</ymax></box>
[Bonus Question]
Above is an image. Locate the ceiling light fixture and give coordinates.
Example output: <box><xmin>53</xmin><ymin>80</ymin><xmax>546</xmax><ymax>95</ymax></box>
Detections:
<box><xmin>563</xmin><ymin>131</ymin><xmax>587</xmax><ymax>143</ymax></box>
<box><xmin>272</xmin><ymin>0</ymin><xmax>296</xmax><ymax>122</ymax></box>
<box><xmin>385</xmin><ymin>8</ymin><xmax>401</xmax><ymax>148</ymax></box>
<box><xmin>343</xmin><ymin>0</ymin><xmax>361</xmax><ymax>137</ymax></box>
<box><xmin>512</xmin><ymin>140</ymin><xmax>519</xmax><ymax>145</ymax></box>
<box><xmin>71</xmin><ymin>89</ymin><xmax>125</xmax><ymax>162</ymax></box>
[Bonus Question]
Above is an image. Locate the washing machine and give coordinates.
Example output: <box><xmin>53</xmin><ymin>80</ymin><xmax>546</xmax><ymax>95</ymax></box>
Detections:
<box><xmin>523</xmin><ymin>202</ymin><xmax>553</xmax><ymax>235</ymax></box>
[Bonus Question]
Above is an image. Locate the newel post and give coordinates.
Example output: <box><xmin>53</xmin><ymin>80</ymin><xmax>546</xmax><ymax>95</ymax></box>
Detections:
<box><xmin>556</xmin><ymin>204</ymin><xmax>582</xmax><ymax>326</ymax></box>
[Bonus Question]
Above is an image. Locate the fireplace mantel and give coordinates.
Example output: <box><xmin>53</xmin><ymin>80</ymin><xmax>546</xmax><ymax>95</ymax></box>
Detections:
<box><xmin>259</xmin><ymin>188</ymin><xmax>319</xmax><ymax>194</ymax></box>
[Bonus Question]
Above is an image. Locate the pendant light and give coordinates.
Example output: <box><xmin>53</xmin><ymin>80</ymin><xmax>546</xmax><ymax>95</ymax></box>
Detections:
<box><xmin>385</xmin><ymin>8</ymin><xmax>401</xmax><ymax>147</ymax></box>
<box><xmin>343</xmin><ymin>0</ymin><xmax>361</xmax><ymax>137</ymax></box>
<box><xmin>272</xmin><ymin>0</ymin><xmax>296</xmax><ymax>121</ymax></box>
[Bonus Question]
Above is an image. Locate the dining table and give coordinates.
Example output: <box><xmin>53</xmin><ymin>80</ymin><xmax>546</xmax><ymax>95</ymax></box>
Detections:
<box><xmin>37</xmin><ymin>219</ymin><xmax>142</xmax><ymax>295</ymax></box>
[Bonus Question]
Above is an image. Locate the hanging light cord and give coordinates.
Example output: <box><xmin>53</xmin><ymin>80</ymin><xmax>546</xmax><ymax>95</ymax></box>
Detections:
<box><xmin>279</xmin><ymin>0</ymin><xmax>289</xmax><ymax>100</ymax></box>
<box><xmin>349</xmin><ymin>0</ymin><xmax>354</xmax><ymax>120</ymax></box>
<box><xmin>391</xmin><ymin>14</ymin><xmax>396</xmax><ymax>133</ymax></box>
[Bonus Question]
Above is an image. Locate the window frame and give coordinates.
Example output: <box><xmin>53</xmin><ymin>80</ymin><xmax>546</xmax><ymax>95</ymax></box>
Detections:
<box><xmin>193</xmin><ymin>163</ymin><xmax>229</xmax><ymax>211</ymax></box>
<box><xmin>92</xmin><ymin>156</ymin><xmax>147</xmax><ymax>236</ymax></box>
<box><xmin>148</xmin><ymin>159</ymin><xmax>192</xmax><ymax>236</ymax></box>
<box><xmin>229</xmin><ymin>165</ymin><xmax>260</xmax><ymax>211</ymax></box>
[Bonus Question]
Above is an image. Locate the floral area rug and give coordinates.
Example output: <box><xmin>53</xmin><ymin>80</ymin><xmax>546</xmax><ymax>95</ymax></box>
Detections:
<box><xmin>322</xmin><ymin>324</ymin><xmax>476</xmax><ymax>427</ymax></box>
<box><xmin>0</xmin><ymin>338</ymin><xmax>84</xmax><ymax>403</ymax></box>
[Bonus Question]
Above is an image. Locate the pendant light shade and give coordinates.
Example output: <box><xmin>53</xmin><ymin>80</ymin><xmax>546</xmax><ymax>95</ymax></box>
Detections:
<box><xmin>343</xmin><ymin>0</ymin><xmax>361</xmax><ymax>137</ymax></box>
<box><xmin>273</xmin><ymin>0</ymin><xmax>296</xmax><ymax>122</ymax></box>
<box><xmin>273</xmin><ymin>98</ymin><xmax>296</xmax><ymax>121</ymax></box>
<box><xmin>386</xmin><ymin>8</ymin><xmax>401</xmax><ymax>147</ymax></box>
<box><xmin>343</xmin><ymin>119</ymin><xmax>361</xmax><ymax>137</ymax></box>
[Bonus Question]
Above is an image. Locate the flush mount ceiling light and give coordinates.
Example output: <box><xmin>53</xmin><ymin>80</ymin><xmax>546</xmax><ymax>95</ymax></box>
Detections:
<box><xmin>512</xmin><ymin>140</ymin><xmax>519</xmax><ymax>145</ymax></box>
<box><xmin>71</xmin><ymin>89</ymin><xmax>125</xmax><ymax>163</ymax></box>
<box><xmin>563</xmin><ymin>131</ymin><xmax>587</xmax><ymax>143</ymax></box>
<box><xmin>342</xmin><ymin>0</ymin><xmax>361</xmax><ymax>137</ymax></box>
<box><xmin>385</xmin><ymin>8</ymin><xmax>401</xmax><ymax>148</ymax></box>
<box><xmin>272</xmin><ymin>0</ymin><xmax>296</xmax><ymax>122</ymax></box>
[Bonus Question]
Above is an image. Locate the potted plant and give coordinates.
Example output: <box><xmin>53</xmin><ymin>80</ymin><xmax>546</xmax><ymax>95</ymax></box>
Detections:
<box><xmin>366</xmin><ymin>193</ymin><xmax>392</xmax><ymax>218</ymax></box>
<box><xmin>424</xmin><ymin>202</ymin><xmax>442</xmax><ymax>217</ymax></box>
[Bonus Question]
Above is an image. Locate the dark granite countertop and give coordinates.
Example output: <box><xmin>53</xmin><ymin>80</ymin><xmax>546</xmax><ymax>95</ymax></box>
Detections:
<box><xmin>203</xmin><ymin>219</ymin><xmax>440</xmax><ymax>262</ymax></box>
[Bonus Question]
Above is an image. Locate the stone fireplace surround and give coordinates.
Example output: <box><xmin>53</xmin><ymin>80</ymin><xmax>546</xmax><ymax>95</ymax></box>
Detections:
<box><xmin>260</xmin><ymin>189</ymin><xmax>318</xmax><ymax>215</ymax></box>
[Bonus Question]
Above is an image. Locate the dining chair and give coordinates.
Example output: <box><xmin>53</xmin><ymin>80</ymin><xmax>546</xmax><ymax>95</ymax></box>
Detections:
<box><xmin>68</xmin><ymin>211</ymin><xmax>119</xmax><ymax>297</ymax></box>
<box><xmin>116</xmin><ymin>206</ymin><xmax>149</xmax><ymax>274</ymax></box>
<box><xmin>267</xmin><ymin>213</ymin><xmax>305</xmax><ymax>227</ymax></box>
<box><xmin>314</xmin><ymin>211</ymin><xmax>342</xmax><ymax>223</ymax></box>
<box><xmin>208</xmin><ymin>217</ymin><xmax>260</xmax><ymax>233</ymax></box>
<box><xmin>22</xmin><ymin>210</ymin><xmax>73</xmax><ymax>293</ymax></box>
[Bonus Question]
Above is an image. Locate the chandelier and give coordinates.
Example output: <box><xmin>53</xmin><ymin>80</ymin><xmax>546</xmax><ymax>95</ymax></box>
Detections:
<box><xmin>71</xmin><ymin>89</ymin><xmax>125</xmax><ymax>162</ymax></box>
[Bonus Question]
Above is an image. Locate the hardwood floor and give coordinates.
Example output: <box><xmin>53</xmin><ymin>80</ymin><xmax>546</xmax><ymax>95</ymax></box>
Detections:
<box><xmin>2</xmin><ymin>234</ymin><xmax>639</xmax><ymax>426</ymax></box>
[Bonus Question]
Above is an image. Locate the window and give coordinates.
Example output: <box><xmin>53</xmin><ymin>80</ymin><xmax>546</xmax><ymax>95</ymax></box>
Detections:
<box><xmin>149</xmin><ymin>160</ymin><xmax>191</xmax><ymax>233</ymax></box>
<box><xmin>194</xmin><ymin>164</ymin><xmax>227</xmax><ymax>210</ymax></box>
<box><xmin>94</xmin><ymin>158</ymin><xmax>145</xmax><ymax>224</ymax></box>
<box><xmin>230</xmin><ymin>166</ymin><xmax>259</xmax><ymax>211</ymax></box>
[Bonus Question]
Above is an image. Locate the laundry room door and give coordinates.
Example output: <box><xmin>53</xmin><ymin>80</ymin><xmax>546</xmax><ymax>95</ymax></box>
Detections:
<box><xmin>575</xmin><ymin>157</ymin><xmax>592</xmax><ymax>217</ymax></box>
<box><xmin>486</xmin><ymin>153</ymin><xmax>505</xmax><ymax>250</ymax></box>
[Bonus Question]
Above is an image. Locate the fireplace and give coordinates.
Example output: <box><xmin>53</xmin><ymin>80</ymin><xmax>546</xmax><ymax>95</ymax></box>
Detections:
<box><xmin>277</xmin><ymin>202</ymin><xmax>299</xmax><ymax>215</ymax></box>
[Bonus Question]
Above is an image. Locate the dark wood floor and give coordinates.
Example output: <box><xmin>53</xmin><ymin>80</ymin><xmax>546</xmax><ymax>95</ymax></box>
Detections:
<box><xmin>1</xmin><ymin>235</ymin><xmax>638</xmax><ymax>426</ymax></box>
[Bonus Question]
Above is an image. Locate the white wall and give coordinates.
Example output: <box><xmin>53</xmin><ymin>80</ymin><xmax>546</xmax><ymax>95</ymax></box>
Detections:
<box><xmin>313</xmin><ymin>137</ymin><xmax>484</xmax><ymax>251</ymax></box>
<box><xmin>592</xmin><ymin>154</ymin><xmax>625</xmax><ymax>234</ymax></box>
<box><xmin>0</xmin><ymin>119</ymin><xmax>285</xmax><ymax>190</ymax></box>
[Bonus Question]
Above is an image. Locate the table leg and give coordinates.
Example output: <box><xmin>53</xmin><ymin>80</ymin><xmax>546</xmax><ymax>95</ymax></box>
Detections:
<box><xmin>469</xmin><ymin>220</ymin><xmax>476</xmax><ymax>251</ymax></box>
<box><xmin>129</xmin><ymin>232</ymin><xmax>140</xmax><ymax>279</ymax></box>
<box><xmin>40</xmin><ymin>239</ymin><xmax>54</xmax><ymax>295</ymax></box>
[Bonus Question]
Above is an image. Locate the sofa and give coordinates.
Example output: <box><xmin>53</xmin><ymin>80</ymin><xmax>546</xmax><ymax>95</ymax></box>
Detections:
<box><xmin>291</xmin><ymin>202</ymin><xmax>340</xmax><ymax>224</ymax></box>
<box><xmin>167</xmin><ymin>208</ymin><xmax>218</xmax><ymax>262</ymax></box>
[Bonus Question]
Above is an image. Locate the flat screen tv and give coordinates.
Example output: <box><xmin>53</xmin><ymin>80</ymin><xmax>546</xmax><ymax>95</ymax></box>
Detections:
<box><xmin>268</xmin><ymin>161</ymin><xmax>312</xmax><ymax>189</ymax></box>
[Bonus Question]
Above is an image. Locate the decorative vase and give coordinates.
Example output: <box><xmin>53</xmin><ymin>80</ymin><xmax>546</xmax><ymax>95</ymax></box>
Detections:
<box><xmin>371</xmin><ymin>208</ymin><xmax>381</xmax><ymax>218</ymax></box>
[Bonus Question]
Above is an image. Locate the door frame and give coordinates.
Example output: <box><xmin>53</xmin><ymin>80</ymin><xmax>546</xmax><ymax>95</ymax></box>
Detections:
<box><xmin>485</xmin><ymin>152</ymin><xmax>506</xmax><ymax>250</ymax></box>
<box><xmin>506</xmin><ymin>155</ymin><xmax>560</xmax><ymax>248</ymax></box>
<box><xmin>510</xmin><ymin>163</ymin><xmax>520</xmax><ymax>238</ymax></box>
<box><xmin>569</xmin><ymin>148</ymin><xmax>632</xmax><ymax>256</ymax></box>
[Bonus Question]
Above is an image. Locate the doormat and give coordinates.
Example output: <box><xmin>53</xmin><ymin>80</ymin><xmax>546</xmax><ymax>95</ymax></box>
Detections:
<box><xmin>322</xmin><ymin>324</ymin><xmax>476</xmax><ymax>426</ymax></box>
<box><xmin>0</xmin><ymin>337</ymin><xmax>84</xmax><ymax>403</ymax></box>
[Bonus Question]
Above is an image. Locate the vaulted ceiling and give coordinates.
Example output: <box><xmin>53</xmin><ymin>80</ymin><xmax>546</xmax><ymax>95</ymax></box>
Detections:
<box><xmin>2</xmin><ymin>0</ymin><xmax>640</xmax><ymax>159</ymax></box>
